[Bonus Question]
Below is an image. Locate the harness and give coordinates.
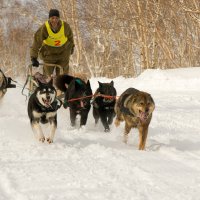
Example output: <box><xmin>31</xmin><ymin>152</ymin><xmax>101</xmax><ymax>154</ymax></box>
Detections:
<box><xmin>37</xmin><ymin>99</ymin><xmax>62</xmax><ymax>112</ymax></box>
<box><xmin>63</xmin><ymin>78</ymin><xmax>92</xmax><ymax>110</ymax></box>
<box><xmin>92</xmin><ymin>86</ymin><xmax>116</xmax><ymax>110</ymax></box>
<box><xmin>93</xmin><ymin>100</ymin><xmax>114</xmax><ymax>110</ymax></box>
<box><xmin>68</xmin><ymin>91</ymin><xmax>92</xmax><ymax>110</ymax></box>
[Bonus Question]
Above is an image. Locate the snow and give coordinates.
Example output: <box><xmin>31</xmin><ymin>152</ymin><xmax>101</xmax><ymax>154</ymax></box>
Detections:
<box><xmin>0</xmin><ymin>67</ymin><xmax>200</xmax><ymax>200</ymax></box>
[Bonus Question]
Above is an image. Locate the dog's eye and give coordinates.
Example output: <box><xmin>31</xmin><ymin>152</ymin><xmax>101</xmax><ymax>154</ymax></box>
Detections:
<box><xmin>47</xmin><ymin>88</ymin><xmax>55</xmax><ymax>94</ymax></box>
<box><xmin>40</xmin><ymin>89</ymin><xmax>46</xmax><ymax>94</ymax></box>
<box><xmin>139</xmin><ymin>102</ymin><xmax>144</xmax><ymax>106</ymax></box>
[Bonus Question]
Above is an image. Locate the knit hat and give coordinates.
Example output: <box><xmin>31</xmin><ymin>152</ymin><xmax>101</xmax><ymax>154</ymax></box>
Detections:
<box><xmin>49</xmin><ymin>9</ymin><xmax>60</xmax><ymax>18</ymax></box>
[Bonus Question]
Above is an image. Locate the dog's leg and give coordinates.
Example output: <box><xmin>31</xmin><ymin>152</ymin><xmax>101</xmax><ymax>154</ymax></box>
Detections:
<box><xmin>46</xmin><ymin>118</ymin><xmax>57</xmax><ymax>144</ymax></box>
<box><xmin>115</xmin><ymin>113</ymin><xmax>123</xmax><ymax>127</ymax></box>
<box><xmin>80</xmin><ymin>110</ymin><xmax>90</xmax><ymax>127</ymax></box>
<box><xmin>99</xmin><ymin>112</ymin><xmax>110</xmax><ymax>132</ymax></box>
<box><xmin>124</xmin><ymin>122</ymin><xmax>131</xmax><ymax>144</ymax></box>
<box><xmin>31</xmin><ymin>121</ymin><xmax>45</xmax><ymax>142</ymax></box>
<box><xmin>70</xmin><ymin>109</ymin><xmax>76</xmax><ymax>127</ymax></box>
<box><xmin>138</xmin><ymin>126</ymin><xmax>148</xmax><ymax>150</ymax></box>
<box><xmin>0</xmin><ymin>91</ymin><xmax>3</xmax><ymax>99</ymax></box>
<box><xmin>114</xmin><ymin>118</ymin><xmax>121</xmax><ymax>127</ymax></box>
<box><xmin>93</xmin><ymin>107</ymin><xmax>99</xmax><ymax>125</ymax></box>
<box><xmin>108</xmin><ymin>112</ymin><xmax>115</xmax><ymax>125</ymax></box>
<box><xmin>0</xmin><ymin>89</ymin><xmax>6</xmax><ymax>99</ymax></box>
<box><xmin>114</xmin><ymin>108</ymin><xmax>124</xmax><ymax>127</ymax></box>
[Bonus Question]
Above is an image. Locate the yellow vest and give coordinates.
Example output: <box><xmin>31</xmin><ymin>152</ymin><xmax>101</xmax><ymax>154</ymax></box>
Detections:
<box><xmin>43</xmin><ymin>20</ymin><xmax>68</xmax><ymax>47</ymax></box>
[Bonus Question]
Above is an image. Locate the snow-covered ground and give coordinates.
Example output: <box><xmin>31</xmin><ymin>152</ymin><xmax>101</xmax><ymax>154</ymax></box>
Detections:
<box><xmin>0</xmin><ymin>67</ymin><xmax>200</xmax><ymax>200</ymax></box>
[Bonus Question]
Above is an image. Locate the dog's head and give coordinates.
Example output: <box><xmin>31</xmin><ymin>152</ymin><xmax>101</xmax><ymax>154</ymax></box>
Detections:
<box><xmin>65</xmin><ymin>78</ymin><xmax>92</xmax><ymax>109</ymax></box>
<box><xmin>35</xmin><ymin>79</ymin><xmax>56</xmax><ymax>108</ymax></box>
<box><xmin>124</xmin><ymin>91</ymin><xmax>155</xmax><ymax>122</ymax></box>
<box><xmin>97</xmin><ymin>81</ymin><xmax>117</xmax><ymax>103</ymax></box>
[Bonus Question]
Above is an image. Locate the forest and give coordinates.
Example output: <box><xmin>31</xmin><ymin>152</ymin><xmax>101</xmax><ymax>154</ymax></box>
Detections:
<box><xmin>1</xmin><ymin>0</ymin><xmax>200</xmax><ymax>78</ymax></box>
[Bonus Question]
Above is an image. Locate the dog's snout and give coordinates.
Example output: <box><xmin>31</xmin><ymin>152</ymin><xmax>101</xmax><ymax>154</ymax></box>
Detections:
<box><xmin>145</xmin><ymin>108</ymin><xmax>149</xmax><ymax>113</ymax></box>
<box><xmin>46</xmin><ymin>94</ymin><xmax>51</xmax><ymax>100</ymax></box>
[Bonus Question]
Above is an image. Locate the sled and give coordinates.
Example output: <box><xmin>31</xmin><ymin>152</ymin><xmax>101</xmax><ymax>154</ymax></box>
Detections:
<box><xmin>22</xmin><ymin>63</ymin><xmax>64</xmax><ymax>98</ymax></box>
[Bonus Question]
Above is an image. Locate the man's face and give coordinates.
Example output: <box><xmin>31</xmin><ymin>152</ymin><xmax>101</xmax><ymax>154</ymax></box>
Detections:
<box><xmin>49</xmin><ymin>16</ymin><xmax>59</xmax><ymax>29</ymax></box>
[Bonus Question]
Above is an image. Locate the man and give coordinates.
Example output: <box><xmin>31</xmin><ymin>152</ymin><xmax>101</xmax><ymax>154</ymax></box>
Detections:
<box><xmin>30</xmin><ymin>9</ymin><xmax>74</xmax><ymax>76</ymax></box>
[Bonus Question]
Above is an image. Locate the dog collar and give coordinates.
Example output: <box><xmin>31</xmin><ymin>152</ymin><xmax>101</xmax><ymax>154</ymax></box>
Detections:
<box><xmin>38</xmin><ymin>99</ymin><xmax>62</xmax><ymax>112</ymax></box>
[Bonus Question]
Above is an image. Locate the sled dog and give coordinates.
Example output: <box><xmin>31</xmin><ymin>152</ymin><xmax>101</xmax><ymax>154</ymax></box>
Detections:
<box><xmin>55</xmin><ymin>74</ymin><xmax>92</xmax><ymax>128</ymax></box>
<box><xmin>92</xmin><ymin>81</ymin><xmax>117</xmax><ymax>132</ymax></box>
<box><xmin>28</xmin><ymin>79</ymin><xmax>61</xmax><ymax>143</ymax></box>
<box><xmin>0</xmin><ymin>69</ymin><xmax>16</xmax><ymax>99</ymax></box>
<box><xmin>114</xmin><ymin>88</ymin><xmax>155</xmax><ymax>150</ymax></box>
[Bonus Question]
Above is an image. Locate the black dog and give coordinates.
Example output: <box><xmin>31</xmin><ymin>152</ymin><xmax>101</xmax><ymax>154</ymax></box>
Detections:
<box><xmin>0</xmin><ymin>69</ymin><xmax>16</xmax><ymax>99</ymax></box>
<box><xmin>92</xmin><ymin>81</ymin><xmax>117</xmax><ymax>132</ymax></box>
<box><xmin>55</xmin><ymin>74</ymin><xmax>92</xmax><ymax>128</ymax></box>
<box><xmin>28</xmin><ymin>79</ymin><xmax>62</xmax><ymax>143</ymax></box>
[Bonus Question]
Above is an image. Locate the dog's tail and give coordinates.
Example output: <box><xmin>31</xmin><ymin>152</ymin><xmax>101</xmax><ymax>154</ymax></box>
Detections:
<box><xmin>54</xmin><ymin>74</ymin><xmax>74</xmax><ymax>92</ymax></box>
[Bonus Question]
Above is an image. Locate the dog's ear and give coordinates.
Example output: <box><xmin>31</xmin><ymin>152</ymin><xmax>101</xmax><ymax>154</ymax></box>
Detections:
<box><xmin>149</xmin><ymin>94</ymin><xmax>155</xmax><ymax>105</ymax></box>
<box><xmin>98</xmin><ymin>81</ymin><xmax>103</xmax><ymax>88</ymax></box>
<box><xmin>37</xmin><ymin>79</ymin><xmax>43</xmax><ymax>87</ymax></box>
<box><xmin>147</xmin><ymin>94</ymin><xmax>155</xmax><ymax>111</ymax></box>
<box><xmin>110</xmin><ymin>80</ymin><xmax>114</xmax><ymax>86</ymax></box>
<box><xmin>71</xmin><ymin>79</ymin><xmax>76</xmax><ymax>91</ymax></box>
<box><xmin>86</xmin><ymin>80</ymin><xmax>91</xmax><ymax>88</ymax></box>
<box><xmin>48</xmin><ymin>78</ymin><xmax>53</xmax><ymax>86</ymax></box>
<box><xmin>75</xmin><ymin>78</ymin><xmax>84</xmax><ymax>90</ymax></box>
<box><xmin>124</xmin><ymin>94</ymin><xmax>136</xmax><ymax>108</ymax></box>
<box><xmin>86</xmin><ymin>80</ymin><xmax>92</xmax><ymax>94</ymax></box>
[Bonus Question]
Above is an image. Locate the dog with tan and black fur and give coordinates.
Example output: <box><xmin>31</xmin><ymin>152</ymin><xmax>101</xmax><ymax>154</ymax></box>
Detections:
<box><xmin>114</xmin><ymin>88</ymin><xmax>155</xmax><ymax>150</ymax></box>
<box><xmin>0</xmin><ymin>69</ymin><xmax>16</xmax><ymax>99</ymax></box>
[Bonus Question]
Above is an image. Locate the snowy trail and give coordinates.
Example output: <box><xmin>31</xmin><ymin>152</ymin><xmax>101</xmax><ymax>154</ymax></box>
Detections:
<box><xmin>0</xmin><ymin>68</ymin><xmax>200</xmax><ymax>200</ymax></box>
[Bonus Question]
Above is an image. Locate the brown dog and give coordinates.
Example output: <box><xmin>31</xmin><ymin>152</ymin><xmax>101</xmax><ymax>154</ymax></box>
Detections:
<box><xmin>114</xmin><ymin>88</ymin><xmax>155</xmax><ymax>150</ymax></box>
<box><xmin>0</xmin><ymin>70</ymin><xmax>7</xmax><ymax>99</ymax></box>
<box><xmin>0</xmin><ymin>69</ymin><xmax>16</xmax><ymax>99</ymax></box>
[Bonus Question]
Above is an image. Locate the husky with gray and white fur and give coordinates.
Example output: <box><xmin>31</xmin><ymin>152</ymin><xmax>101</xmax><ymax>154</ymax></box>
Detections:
<box><xmin>28</xmin><ymin>79</ymin><xmax>61</xmax><ymax>143</ymax></box>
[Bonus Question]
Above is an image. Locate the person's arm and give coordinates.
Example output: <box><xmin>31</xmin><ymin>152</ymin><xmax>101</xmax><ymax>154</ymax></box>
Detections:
<box><xmin>30</xmin><ymin>24</ymin><xmax>48</xmax><ymax>59</ymax></box>
<box><xmin>64</xmin><ymin>22</ymin><xmax>74</xmax><ymax>48</ymax></box>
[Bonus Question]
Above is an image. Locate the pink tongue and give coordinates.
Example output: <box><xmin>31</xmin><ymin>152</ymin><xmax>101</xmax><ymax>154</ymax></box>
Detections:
<box><xmin>80</xmin><ymin>101</ymin><xmax>84</xmax><ymax>107</ymax></box>
<box><xmin>44</xmin><ymin>100</ymin><xmax>51</xmax><ymax>106</ymax></box>
<box><xmin>139</xmin><ymin>112</ymin><xmax>147</xmax><ymax>121</ymax></box>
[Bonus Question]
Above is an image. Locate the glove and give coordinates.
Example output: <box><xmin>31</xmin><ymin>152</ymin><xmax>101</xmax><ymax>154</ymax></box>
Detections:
<box><xmin>31</xmin><ymin>58</ymin><xmax>39</xmax><ymax>67</ymax></box>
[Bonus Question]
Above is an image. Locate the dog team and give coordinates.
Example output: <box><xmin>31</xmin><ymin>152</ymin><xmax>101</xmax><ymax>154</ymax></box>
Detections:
<box><xmin>0</xmin><ymin>68</ymin><xmax>155</xmax><ymax>150</ymax></box>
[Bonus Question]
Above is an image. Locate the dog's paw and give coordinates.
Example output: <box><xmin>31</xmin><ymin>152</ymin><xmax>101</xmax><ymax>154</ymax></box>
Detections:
<box><xmin>114</xmin><ymin>119</ymin><xmax>120</xmax><ymax>127</ymax></box>
<box><xmin>79</xmin><ymin>125</ymin><xmax>86</xmax><ymax>133</ymax></box>
<box><xmin>39</xmin><ymin>137</ymin><xmax>45</xmax><ymax>143</ymax></box>
<box><xmin>71</xmin><ymin>122</ymin><xmax>75</xmax><ymax>127</ymax></box>
<box><xmin>46</xmin><ymin>138</ymin><xmax>53</xmax><ymax>144</ymax></box>
<box><xmin>104</xmin><ymin>128</ymin><xmax>110</xmax><ymax>132</ymax></box>
<box><xmin>123</xmin><ymin>134</ymin><xmax>128</xmax><ymax>144</ymax></box>
<box><xmin>108</xmin><ymin>120</ymin><xmax>113</xmax><ymax>125</ymax></box>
